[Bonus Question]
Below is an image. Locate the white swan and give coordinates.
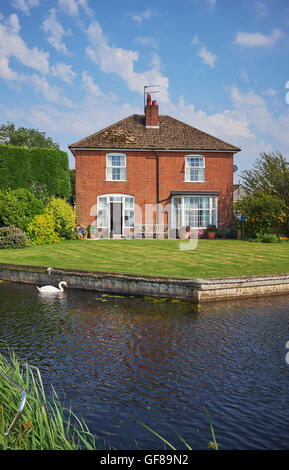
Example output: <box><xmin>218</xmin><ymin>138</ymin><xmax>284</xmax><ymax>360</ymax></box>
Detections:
<box><xmin>36</xmin><ymin>281</ymin><xmax>67</xmax><ymax>293</ymax></box>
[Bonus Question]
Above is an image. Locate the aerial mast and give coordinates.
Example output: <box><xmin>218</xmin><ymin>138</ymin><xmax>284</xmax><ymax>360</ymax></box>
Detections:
<box><xmin>144</xmin><ymin>85</ymin><xmax>160</xmax><ymax>112</ymax></box>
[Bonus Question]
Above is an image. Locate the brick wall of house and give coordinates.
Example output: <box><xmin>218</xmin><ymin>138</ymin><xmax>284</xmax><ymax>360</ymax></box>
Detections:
<box><xmin>74</xmin><ymin>149</ymin><xmax>234</xmax><ymax>229</ymax></box>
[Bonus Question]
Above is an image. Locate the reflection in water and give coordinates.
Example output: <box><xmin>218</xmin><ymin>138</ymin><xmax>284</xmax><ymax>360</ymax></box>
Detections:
<box><xmin>1</xmin><ymin>282</ymin><xmax>289</xmax><ymax>449</ymax></box>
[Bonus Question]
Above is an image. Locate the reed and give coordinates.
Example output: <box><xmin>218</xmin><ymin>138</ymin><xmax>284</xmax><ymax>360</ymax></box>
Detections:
<box><xmin>0</xmin><ymin>352</ymin><xmax>97</xmax><ymax>450</ymax></box>
<box><xmin>133</xmin><ymin>406</ymin><xmax>219</xmax><ymax>450</ymax></box>
<box><xmin>0</xmin><ymin>352</ymin><xmax>219</xmax><ymax>450</ymax></box>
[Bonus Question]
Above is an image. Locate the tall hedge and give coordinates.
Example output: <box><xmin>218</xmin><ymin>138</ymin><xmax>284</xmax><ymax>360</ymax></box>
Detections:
<box><xmin>0</xmin><ymin>145</ymin><xmax>71</xmax><ymax>198</ymax></box>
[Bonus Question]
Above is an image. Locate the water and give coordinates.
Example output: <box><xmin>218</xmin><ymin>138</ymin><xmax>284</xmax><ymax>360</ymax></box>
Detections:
<box><xmin>1</xmin><ymin>281</ymin><xmax>289</xmax><ymax>450</ymax></box>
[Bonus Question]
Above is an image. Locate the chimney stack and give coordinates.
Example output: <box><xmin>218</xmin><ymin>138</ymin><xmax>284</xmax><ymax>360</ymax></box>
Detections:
<box><xmin>145</xmin><ymin>93</ymin><xmax>159</xmax><ymax>128</ymax></box>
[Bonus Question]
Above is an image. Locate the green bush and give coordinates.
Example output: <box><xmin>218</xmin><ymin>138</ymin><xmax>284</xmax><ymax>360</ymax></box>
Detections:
<box><xmin>45</xmin><ymin>197</ymin><xmax>76</xmax><ymax>239</ymax></box>
<box><xmin>0</xmin><ymin>225</ymin><xmax>28</xmax><ymax>249</ymax></box>
<box><xmin>0</xmin><ymin>145</ymin><xmax>71</xmax><ymax>198</ymax></box>
<box><xmin>234</xmin><ymin>192</ymin><xmax>288</xmax><ymax>238</ymax></box>
<box><xmin>27</xmin><ymin>214</ymin><xmax>60</xmax><ymax>246</ymax></box>
<box><xmin>0</xmin><ymin>188</ymin><xmax>44</xmax><ymax>232</ymax></box>
<box><xmin>256</xmin><ymin>233</ymin><xmax>279</xmax><ymax>243</ymax></box>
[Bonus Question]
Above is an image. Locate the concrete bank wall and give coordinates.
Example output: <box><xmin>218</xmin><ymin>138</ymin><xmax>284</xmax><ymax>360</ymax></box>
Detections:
<box><xmin>0</xmin><ymin>263</ymin><xmax>289</xmax><ymax>303</ymax></box>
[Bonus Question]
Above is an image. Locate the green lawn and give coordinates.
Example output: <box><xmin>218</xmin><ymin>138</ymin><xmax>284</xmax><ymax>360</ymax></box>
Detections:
<box><xmin>0</xmin><ymin>239</ymin><xmax>289</xmax><ymax>279</ymax></box>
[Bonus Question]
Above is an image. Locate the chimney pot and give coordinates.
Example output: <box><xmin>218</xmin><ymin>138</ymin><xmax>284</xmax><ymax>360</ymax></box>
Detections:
<box><xmin>145</xmin><ymin>97</ymin><xmax>159</xmax><ymax>128</ymax></box>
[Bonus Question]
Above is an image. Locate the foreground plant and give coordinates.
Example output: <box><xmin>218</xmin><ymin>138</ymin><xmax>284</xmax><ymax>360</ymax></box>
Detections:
<box><xmin>0</xmin><ymin>353</ymin><xmax>97</xmax><ymax>450</ymax></box>
<box><xmin>133</xmin><ymin>406</ymin><xmax>219</xmax><ymax>450</ymax></box>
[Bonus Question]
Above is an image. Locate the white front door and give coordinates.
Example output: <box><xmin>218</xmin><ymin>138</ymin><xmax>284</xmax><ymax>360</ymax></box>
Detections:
<box><xmin>97</xmin><ymin>194</ymin><xmax>135</xmax><ymax>237</ymax></box>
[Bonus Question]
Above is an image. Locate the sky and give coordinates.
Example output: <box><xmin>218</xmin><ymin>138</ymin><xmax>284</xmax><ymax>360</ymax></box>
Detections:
<box><xmin>0</xmin><ymin>0</ymin><xmax>289</xmax><ymax>180</ymax></box>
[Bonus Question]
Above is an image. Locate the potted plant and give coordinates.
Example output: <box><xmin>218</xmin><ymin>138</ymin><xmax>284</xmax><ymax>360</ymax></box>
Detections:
<box><xmin>179</xmin><ymin>225</ymin><xmax>191</xmax><ymax>239</ymax></box>
<box><xmin>216</xmin><ymin>227</ymin><xmax>230</xmax><ymax>239</ymax></box>
<box><xmin>206</xmin><ymin>224</ymin><xmax>217</xmax><ymax>239</ymax></box>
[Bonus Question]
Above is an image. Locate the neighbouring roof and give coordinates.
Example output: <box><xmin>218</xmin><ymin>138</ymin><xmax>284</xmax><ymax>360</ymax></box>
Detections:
<box><xmin>69</xmin><ymin>114</ymin><xmax>241</xmax><ymax>152</ymax></box>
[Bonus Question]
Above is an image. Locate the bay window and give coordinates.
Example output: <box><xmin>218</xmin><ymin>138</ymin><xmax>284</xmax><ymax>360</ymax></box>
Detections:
<box><xmin>172</xmin><ymin>195</ymin><xmax>217</xmax><ymax>229</ymax></box>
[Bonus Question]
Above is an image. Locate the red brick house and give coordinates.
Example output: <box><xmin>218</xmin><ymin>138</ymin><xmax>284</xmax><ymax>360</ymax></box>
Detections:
<box><xmin>69</xmin><ymin>95</ymin><xmax>240</xmax><ymax>239</ymax></box>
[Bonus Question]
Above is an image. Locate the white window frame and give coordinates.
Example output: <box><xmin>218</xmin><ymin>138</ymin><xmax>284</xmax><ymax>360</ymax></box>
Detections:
<box><xmin>97</xmin><ymin>194</ymin><xmax>135</xmax><ymax>230</ymax></box>
<box><xmin>171</xmin><ymin>195</ymin><xmax>218</xmax><ymax>230</ymax></box>
<box><xmin>185</xmin><ymin>155</ymin><xmax>205</xmax><ymax>182</ymax></box>
<box><xmin>106</xmin><ymin>153</ymin><xmax>126</xmax><ymax>181</ymax></box>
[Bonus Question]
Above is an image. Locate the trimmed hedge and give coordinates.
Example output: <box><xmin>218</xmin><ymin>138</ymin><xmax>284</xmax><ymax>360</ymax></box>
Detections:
<box><xmin>0</xmin><ymin>145</ymin><xmax>71</xmax><ymax>198</ymax></box>
<box><xmin>0</xmin><ymin>188</ymin><xmax>45</xmax><ymax>232</ymax></box>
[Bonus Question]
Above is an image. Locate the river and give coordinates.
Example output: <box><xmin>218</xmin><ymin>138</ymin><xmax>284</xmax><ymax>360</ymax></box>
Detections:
<box><xmin>1</xmin><ymin>281</ymin><xmax>289</xmax><ymax>450</ymax></box>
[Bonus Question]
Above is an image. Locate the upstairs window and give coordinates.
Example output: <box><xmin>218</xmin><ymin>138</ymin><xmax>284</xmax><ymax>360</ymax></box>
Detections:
<box><xmin>185</xmin><ymin>156</ymin><xmax>205</xmax><ymax>182</ymax></box>
<box><xmin>106</xmin><ymin>154</ymin><xmax>126</xmax><ymax>181</ymax></box>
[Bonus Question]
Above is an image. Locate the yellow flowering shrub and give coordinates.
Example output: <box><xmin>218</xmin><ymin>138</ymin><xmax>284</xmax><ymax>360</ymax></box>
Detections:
<box><xmin>45</xmin><ymin>197</ymin><xmax>76</xmax><ymax>239</ymax></box>
<box><xmin>27</xmin><ymin>214</ymin><xmax>60</xmax><ymax>246</ymax></box>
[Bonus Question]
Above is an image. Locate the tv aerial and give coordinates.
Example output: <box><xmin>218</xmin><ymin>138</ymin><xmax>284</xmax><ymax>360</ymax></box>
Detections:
<box><xmin>144</xmin><ymin>85</ymin><xmax>160</xmax><ymax>111</ymax></box>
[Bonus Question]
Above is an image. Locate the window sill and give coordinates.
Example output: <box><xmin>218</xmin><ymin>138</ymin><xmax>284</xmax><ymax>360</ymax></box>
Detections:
<box><xmin>184</xmin><ymin>180</ymin><xmax>206</xmax><ymax>183</ymax></box>
<box><xmin>105</xmin><ymin>180</ymin><xmax>128</xmax><ymax>182</ymax></box>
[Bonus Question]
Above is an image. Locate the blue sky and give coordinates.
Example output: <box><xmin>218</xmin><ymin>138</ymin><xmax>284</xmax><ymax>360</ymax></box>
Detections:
<box><xmin>0</xmin><ymin>0</ymin><xmax>289</xmax><ymax>179</ymax></box>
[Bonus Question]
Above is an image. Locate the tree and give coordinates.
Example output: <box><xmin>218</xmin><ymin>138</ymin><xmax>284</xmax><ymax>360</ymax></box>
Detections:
<box><xmin>241</xmin><ymin>151</ymin><xmax>289</xmax><ymax>205</ymax></box>
<box><xmin>0</xmin><ymin>122</ymin><xmax>59</xmax><ymax>149</ymax></box>
<box><xmin>234</xmin><ymin>192</ymin><xmax>288</xmax><ymax>238</ymax></box>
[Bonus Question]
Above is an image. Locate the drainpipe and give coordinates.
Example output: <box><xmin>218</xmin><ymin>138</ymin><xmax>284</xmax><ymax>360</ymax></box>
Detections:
<box><xmin>151</xmin><ymin>149</ymin><xmax>160</xmax><ymax>225</ymax></box>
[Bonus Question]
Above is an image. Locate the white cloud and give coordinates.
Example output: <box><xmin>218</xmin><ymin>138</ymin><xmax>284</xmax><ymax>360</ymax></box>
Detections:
<box><xmin>197</xmin><ymin>45</ymin><xmax>217</xmax><ymax>68</ymax></box>
<box><xmin>131</xmin><ymin>9</ymin><xmax>154</xmax><ymax>23</ymax></box>
<box><xmin>162</xmin><ymin>96</ymin><xmax>253</xmax><ymax>142</ymax></box>
<box><xmin>0</xmin><ymin>55</ymin><xmax>20</xmax><ymax>80</ymax></box>
<box><xmin>42</xmin><ymin>9</ymin><xmax>71</xmax><ymax>55</ymax></box>
<box><xmin>191</xmin><ymin>36</ymin><xmax>217</xmax><ymax>68</ymax></box>
<box><xmin>81</xmin><ymin>71</ymin><xmax>102</xmax><ymax>97</ymax></box>
<box><xmin>6</xmin><ymin>13</ymin><xmax>21</xmax><ymax>34</ymax></box>
<box><xmin>134</xmin><ymin>36</ymin><xmax>157</xmax><ymax>49</ymax></box>
<box><xmin>85</xmin><ymin>20</ymin><xmax>169</xmax><ymax>102</ymax></box>
<box><xmin>234</xmin><ymin>29</ymin><xmax>285</xmax><ymax>47</ymax></box>
<box><xmin>262</xmin><ymin>88</ymin><xmax>277</xmax><ymax>96</ymax></box>
<box><xmin>191</xmin><ymin>34</ymin><xmax>199</xmax><ymax>46</ymax></box>
<box><xmin>10</xmin><ymin>0</ymin><xmax>39</xmax><ymax>16</ymax></box>
<box><xmin>254</xmin><ymin>1</ymin><xmax>268</xmax><ymax>18</ymax></box>
<box><xmin>0</xmin><ymin>14</ymin><xmax>74</xmax><ymax>106</ymax></box>
<box><xmin>0</xmin><ymin>98</ymin><xmax>137</xmax><ymax>153</ymax></box>
<box><xmin>51</xmin><ymin>62</ymin><xmax>76</xmax><ymax>84</ymax></box>
<box><xmin>230</xmin><ymin>86</ymin><xmax>289</xmax><ymax>147</ymax></box>
<box><xmin>58</xmin><ymin>0</ymin><xmax>91</xmax><ymax>17</ymax></box>
<box><xmin>81</xmin><ymin>71</ymin><xmax>119</xmax><ymax>102</ymax></box>
<box><xmin>0</xmin><ymin>14</ymin><xmax>50</xmax><ymax>75</ymax></box>
<box><xmin>29</xmin><ymin>73</ymin><xmax>72</xmax><ymax>105</ymax></box>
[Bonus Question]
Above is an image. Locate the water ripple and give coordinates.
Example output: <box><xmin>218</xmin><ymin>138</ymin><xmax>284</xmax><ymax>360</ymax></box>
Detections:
<box><xmin>1</xmin><ymin>282</ymin><xmax>289</xmax><ymax>449</ymax></box>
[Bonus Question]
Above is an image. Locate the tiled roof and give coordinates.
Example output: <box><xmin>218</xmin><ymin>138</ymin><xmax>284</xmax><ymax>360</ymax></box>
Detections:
<box><xmin>69</xmin><ymin>114</ymin><xmax>241</xmax><ymax>152</ymax></box>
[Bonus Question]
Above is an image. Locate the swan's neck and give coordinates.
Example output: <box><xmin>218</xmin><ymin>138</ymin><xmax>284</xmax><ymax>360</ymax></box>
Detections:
<box><xmin>58</xmin><ymin>282</ymin><xmax>66</xmax><ymax>292</ymax></box>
